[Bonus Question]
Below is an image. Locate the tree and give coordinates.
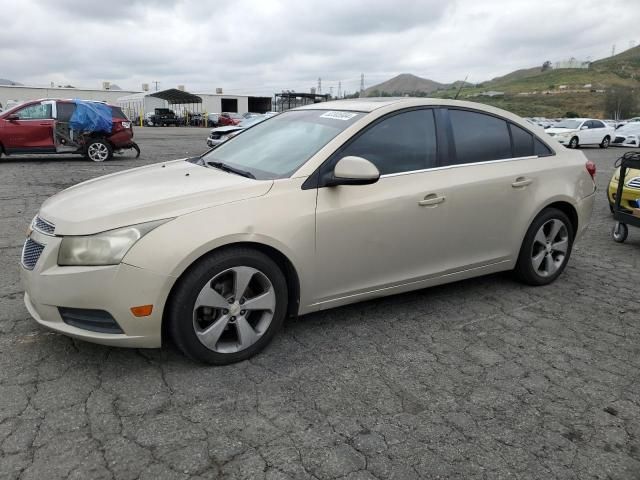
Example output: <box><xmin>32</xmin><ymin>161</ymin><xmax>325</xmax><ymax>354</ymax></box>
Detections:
<box><xmin>565</xmin><ymin>111</ymin><xmax>580</xmax><ymax>118</ymax></box>
<box><xmin>605</xmin><ymin>87</ymin><xmax>639</xmax><ymax>120</ymax></box>
<box><xmin>541</xmin><ymin>61</ymin><xmax>552</xmax><ymax>72</ymax></box>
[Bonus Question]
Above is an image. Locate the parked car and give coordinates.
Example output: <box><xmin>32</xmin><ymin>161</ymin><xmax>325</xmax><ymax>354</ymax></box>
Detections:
<box><xmin>145</xmin><ymin>108</ymin><xmax>178</xmax><ymax>127</ymax></box>
<box><xmin>546</xmin><ymin>118</ymin><xmax>614</xmax><ymax>148</ymax></box>
<box><xmin>217</xmin><ymin>112</ymin><xmax>244</xmax><ymax>126</ymax></box>
<box><xmin>0</xmin><ymin>98</ymin><xmax>138</xmax><ymax>161</ymax></box>
<box><xmin>607</xmin><ymin>165</ymin><xmax>640</xmax><ymax>212</ymax></box>
<box><xmin>206</xmin><ymin>115</ymin><xmax>269</xmax><ymax>147</ymax></box>
<box><xmin>21</xmin><ymin>98</ymin><xmax>595</xmax><ymax>364</ymax></box>
<box><xmin>610</xmin><ymin>122</ymin><xmax>640</xmax><ymax>148</ymax></box>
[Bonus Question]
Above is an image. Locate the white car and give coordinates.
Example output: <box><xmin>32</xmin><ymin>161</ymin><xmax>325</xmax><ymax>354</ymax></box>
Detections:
<box><xmin>546</xmin><ymin>118</ymin><xmax>614</xmax><ymax>149</ymax></box>
<box><xmin>21</xmin><ymin>98</ymin><xmax>596</xmax><ymax>364</ymax></box>
<box><xmin>611</xmin><ymin>122</ymin><xmax>640</xmax><ymax>148</ymax></box>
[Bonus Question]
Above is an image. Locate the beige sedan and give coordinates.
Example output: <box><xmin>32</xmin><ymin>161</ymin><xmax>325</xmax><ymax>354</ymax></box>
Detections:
<box><xmin>21</xmin><ymin>98</ymin><xmax>596</xmax><ymax>364</ymax></box>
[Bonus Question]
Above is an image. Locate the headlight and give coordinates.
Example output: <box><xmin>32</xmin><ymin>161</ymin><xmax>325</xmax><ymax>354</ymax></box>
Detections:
<box><xmin>58</xmin><ymin>219</ymin><xmax>170</xmax><ymax>266</ymax></box>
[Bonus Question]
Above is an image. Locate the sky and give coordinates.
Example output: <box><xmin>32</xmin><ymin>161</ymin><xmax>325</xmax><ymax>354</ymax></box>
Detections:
<box><xmin>1</xmin><ymin>0</ymin><xmax>639</xmax><ymax>96</ymax></box>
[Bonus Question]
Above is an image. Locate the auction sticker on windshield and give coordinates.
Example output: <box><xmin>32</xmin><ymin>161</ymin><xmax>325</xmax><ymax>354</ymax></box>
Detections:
<box><xmin>320</xmin><ymin>111</ymin><xmax>359</xmax><ymax>121</ymax></box>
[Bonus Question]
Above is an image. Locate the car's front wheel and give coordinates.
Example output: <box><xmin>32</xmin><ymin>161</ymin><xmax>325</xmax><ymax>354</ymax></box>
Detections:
<box><xmin>568</xmin><ymin>136</ymin><xmax>579</xmax><ymax>149</ymax></box>
<box><xmin>514</xmin><ymin>208</ymin><xmax>574</xmax><ymax>286</ymax></box>
<box><xmin>600</xmin><ymin>136</ymin><xmax>610</xmax><ymax>149</ymax></box>
<box><xmin>168</xmin><ymin>248</ymin><xmax>288</xmax><ymax>364</ymax></box>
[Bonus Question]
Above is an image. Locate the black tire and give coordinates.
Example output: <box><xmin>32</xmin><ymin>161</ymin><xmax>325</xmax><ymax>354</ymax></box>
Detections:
<box><xmin>600</xmin><ymin>136</ymin><xmax>610</xmax><ymax>149</ymax></box>
<box><xmin>168</xmin><ymin>247</ymin><xmax>288</xmax><ymax>365</ymax></box>
<box><xmin>568</xmin><ymin>136</ymin><xmax>579</xmax><ymax>149</ymax></box>
<box><xmin>612</xmin><ymin>223</ymin><xmax>628</xmax><ymax>243</ymax></box>
<box><xmin>84</xmin><ymin>138</ymin><xmax>113</xmax><ymax>162</ymax></box>
<box><xmin>514</xmin><ymin>208</ymin><xmax>574</xmax><ymax>286</ymax></box>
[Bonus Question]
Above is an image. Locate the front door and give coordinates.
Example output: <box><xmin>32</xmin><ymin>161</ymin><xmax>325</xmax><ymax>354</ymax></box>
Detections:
<box><xmin>2</xmin><ymin>101</ymin><xmax>56</xmax><ymax>153</ymax></box>
<box><xmin>314</xmin><ymin>108</ymin><xmax>450</xmax><ymax>304</ymax></box>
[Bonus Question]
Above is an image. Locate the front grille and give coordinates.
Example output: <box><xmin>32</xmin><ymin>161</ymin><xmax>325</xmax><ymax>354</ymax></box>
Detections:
<box><xmin>33</xmin><ymin>216</ymin><xmax>55</xmax><ymax>235</ymax></box>
<box><xmin>22</xmin><ymin>238</ymin><xmax>45</xmax><ymax>270</ymax></box>
<box><xmin>614</xmin><ymin>136</ymin><xmax>626</xmax><ymax>143</ymax></box>
<box><xmin>58</xmin><ymin>307</ymin><xmax>124</xmax><ymax>334</ymax></box>
<box><xmin>628</xmin><ymin>177</ymin><xmax>640</xmax><ymax>189</ymax></box>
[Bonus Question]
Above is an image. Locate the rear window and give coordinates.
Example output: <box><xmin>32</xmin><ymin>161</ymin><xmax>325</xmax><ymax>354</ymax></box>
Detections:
<box><xmin>448</xmin><ymin>109</ymin><xmax>512</xmax><ymax>165</ymax></box>
<box><xmin>110</xmin><ymin>106</ymin><xmax>129</xmax><ymax>120</ymax></box>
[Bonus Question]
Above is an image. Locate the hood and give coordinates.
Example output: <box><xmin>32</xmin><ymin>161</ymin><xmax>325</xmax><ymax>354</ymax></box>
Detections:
<box><xmin>210</xmin><ymin>125</ymin><xmax>244</xmax><ymax>134</ymax></box>
<box><xmin>39</xmin><ymin>159</ymin><xmax>273</xmax><ymax>235</ymax></box>
<box><xmin>546</xmin><ymin>127</ymin><xmax>578</xmax><ymax>134</ymax></box>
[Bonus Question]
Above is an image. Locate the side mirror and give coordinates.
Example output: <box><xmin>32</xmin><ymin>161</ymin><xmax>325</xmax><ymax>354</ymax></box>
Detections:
<box><xmin>6</xmin><ymin>114</ymin><xmax>19</xmax><ymax>121</ymax></box>
<box><xmin>580</xmin><ymin>125</ymin><xmax>588</xmax><ymax>130</ymax></box>
<box><xmin>327</xmin><ymin>156</ymin><xmax>380</xmax><ymax>186</ymax></box>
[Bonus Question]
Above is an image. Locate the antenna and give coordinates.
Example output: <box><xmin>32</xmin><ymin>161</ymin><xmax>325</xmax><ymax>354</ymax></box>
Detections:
<box><xmin>454</xmin><ymin>75</ymin><xmax>469</xmax><ymax>100</ymax></box>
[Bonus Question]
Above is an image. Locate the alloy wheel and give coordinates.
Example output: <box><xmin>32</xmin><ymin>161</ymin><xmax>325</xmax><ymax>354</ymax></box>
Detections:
<box><xmin>192</xmin><ymin>266</ymin><xmax>276</xmax><ymax>353</ymax></box>
<box><xmin>530</xmin><ymin>219</ymin><xmax>569</xmax><ymax>277</ymax></box>
<box><xmin>88</xmin><ymin>142</ymin><xmax>109</xmax><ymax>161</ymax></box>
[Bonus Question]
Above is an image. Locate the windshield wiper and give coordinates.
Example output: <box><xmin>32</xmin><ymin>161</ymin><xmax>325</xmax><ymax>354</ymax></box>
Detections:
<box><xmin>207</xmin><ymin>161</ymin><xmax>256</xmax><ymax>179</ymax></box>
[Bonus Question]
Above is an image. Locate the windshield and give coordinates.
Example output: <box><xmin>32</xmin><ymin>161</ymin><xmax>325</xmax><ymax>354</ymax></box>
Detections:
<box><xmin>201</xmin><ymin>109</ymin><xmax>362</xmax><ymax>179</ymax></box>
<box><xmin>553</xmin><ymin>120</ymin><xmax>582</xmax><ymax>129</ymax></box>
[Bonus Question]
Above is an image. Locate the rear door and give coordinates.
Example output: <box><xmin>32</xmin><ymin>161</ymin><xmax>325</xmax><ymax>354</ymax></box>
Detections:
<box><xmin>435</xmin><ymin>108</ymin><xmax>554</xmax><ymax>270</ymax></box>
<box><xmin>589</xmin><ymin>119</ymin><xmax>609</xmax><ymax>144</ymax></box>
<box><xmin>2</xmin><ymin>101</ymin><xmax>56</xmax><ymax>153</ymax></box>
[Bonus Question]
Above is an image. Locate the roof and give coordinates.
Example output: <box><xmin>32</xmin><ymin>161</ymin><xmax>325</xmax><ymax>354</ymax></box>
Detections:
<box><xmin>117</xmin><ymin>88</ymin><xmax>202</xmax><ymax>104</ymax></box>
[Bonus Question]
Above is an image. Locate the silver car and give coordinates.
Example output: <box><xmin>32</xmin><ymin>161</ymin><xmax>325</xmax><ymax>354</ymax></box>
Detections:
<box><xmin>22</xmin><ymin>98</ymin><xmax>596</xmax><ymax>364</ymax></box>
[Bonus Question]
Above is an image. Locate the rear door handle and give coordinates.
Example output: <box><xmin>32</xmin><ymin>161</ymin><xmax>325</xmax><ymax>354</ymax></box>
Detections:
<box><xmin>419</xmin><ymin>194</ymin><xmax>446</xmax><ymax>207</ymax></box>
<box><xmin>512</xmin><ymin>177</ymin><xmax>533</xmax><ymax>188</ymax></box>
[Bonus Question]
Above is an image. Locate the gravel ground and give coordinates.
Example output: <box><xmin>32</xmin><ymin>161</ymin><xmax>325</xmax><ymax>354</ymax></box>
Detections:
<box><xmin>0</xmin><ymin>127</ymin><xmax>639</xmax><ymax>480</ymax></box>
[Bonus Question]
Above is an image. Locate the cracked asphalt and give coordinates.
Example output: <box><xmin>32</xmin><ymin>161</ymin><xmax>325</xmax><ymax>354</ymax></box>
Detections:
<box><xmin>1</xmin><ymin>127</ymin><xmax>639</xmax><ymax>479</ymax></box>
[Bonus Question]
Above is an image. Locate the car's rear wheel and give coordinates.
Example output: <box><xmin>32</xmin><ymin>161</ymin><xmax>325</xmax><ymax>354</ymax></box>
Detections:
<box><xmin>568</xmin><ymin>136</ymin><xmax>579</xmax><ymax>149</ymax></box>
<box><xmin>600</xmin><ymin>136</ymin><xmax>610</xmax><ymax>148</ymax></box>
<box><xmin>514</xmin><ymin>208</ymin><xmax>574</xmax><ymax>286</ymax></box>
<box><xmin>85</xmin><ymin>138</ymin><xmax>113</xmax><ymax>162</ymax></box>
<box><xmin>168</xmin><ymin>248</ymin><xmax>288</xmax><ymax>364</ymax></box>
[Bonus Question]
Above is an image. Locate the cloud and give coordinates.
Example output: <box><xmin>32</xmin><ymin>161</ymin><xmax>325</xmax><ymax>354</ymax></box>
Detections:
<box><xmin>1</xmin><ymin>0</ymin><xmax>639</xmax><ymax>96</ymax></box>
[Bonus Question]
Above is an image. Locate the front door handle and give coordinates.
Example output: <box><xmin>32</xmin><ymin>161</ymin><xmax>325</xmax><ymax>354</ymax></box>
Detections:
<box><xmin>419</xmin><ymin>194</ymin><xmax>446</xmax><ymax>207</ymax></box>
<box><xmin>512</xmin><ymin>177</ymin><xmax>533</xmax><ymax>188</ymax></box>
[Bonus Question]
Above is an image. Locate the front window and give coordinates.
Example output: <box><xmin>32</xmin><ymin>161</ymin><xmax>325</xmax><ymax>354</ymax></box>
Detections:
<box><xmin>200</xmin><ymin>110</ymin><xmax>362</xmax><ymax>179</ymax></box>
<box><xmin>554</xmin><ymin>120</ymin><xmax>582</xmax><ymax>129</ymax></box>
<box><xmin>15</xmin><ymin>103</ymin><xmax>52</xmax><ymax>120</ymax></box>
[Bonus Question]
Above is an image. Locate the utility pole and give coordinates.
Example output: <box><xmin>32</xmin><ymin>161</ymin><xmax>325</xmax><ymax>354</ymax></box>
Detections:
<box><xmin>359</xmin><ymin>74</ymin><xmax>365</xmax><ymax>96</ymax></box>
<box><xmin>317</xmin><ymin>77</ymin><xmax>322</xmax><ymax>94</ymax></box>
<box><xmin>338</xmin><ymin>81</ymin><xmax>342</xmax><ymax>98</ymax></box>
<box><xmin>329</xmin><ymin>86</ymin><xmax>333</xmax><ymax>98</ymax></box>
<box><xmin>611</xmin><ymin>44</ymin><xmax>616</xmax><ymax>57</ymax></box>
<box><xmin>152</xmin><ymin>80</ymin><xmax>160</xmax><ymax>91</ymax></box>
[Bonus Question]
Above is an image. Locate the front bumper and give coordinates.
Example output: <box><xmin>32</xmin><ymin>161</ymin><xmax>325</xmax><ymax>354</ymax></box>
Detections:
<box><xmin>21</xmin><ymin>230</ymin><xmax>173</xmax><ymax>348</ymax></box>
<box><xmin>608</xmin><ymin>180</ymin><xmax>640</xmax><ymax>211</ymax></box>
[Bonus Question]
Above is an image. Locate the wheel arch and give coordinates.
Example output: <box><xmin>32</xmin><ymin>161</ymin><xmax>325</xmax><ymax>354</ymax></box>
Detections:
<box><xmin>544</xmin><ymin>200</ymin><xmax>579</xmax><ymax>238</ymax></box>
<box><xmin>161</xmin><ymin>241</ymin><xmax>301</xmax><ymax>342</ymax></box>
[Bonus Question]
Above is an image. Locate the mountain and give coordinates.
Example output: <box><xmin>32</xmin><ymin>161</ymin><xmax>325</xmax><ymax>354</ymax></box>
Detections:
<box><xmin>364</xmin><ymin>73</ymin><xmax>445</xmax><ymax>96</ymax></box>
<box><xmin>0</xmin><ymin>78</ymin><xmax>22</xmax><ymax>86</ymax></box>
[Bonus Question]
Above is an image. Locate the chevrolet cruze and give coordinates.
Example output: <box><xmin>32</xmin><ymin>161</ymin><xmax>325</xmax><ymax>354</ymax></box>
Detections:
<box><xmin>21</xmin><ymin>98</ymin><xmax>596</xmax><ymax>364</ymax></box>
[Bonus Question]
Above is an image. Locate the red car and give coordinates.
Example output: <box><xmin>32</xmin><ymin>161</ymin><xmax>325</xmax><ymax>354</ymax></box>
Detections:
<box><xmin>217</xmin><ymin>112</ymin><xmax>244</xmax><ymax>126</ymax></box>
<box><xmin>0</xmin><ymin>99</ymin><xmax>139</xmax><ymax>161</ymax></box>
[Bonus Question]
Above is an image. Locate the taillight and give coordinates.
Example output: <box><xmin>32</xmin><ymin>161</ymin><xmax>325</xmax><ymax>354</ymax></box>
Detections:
<box><xmin>586</xmin><ymin>160</ymin><xmax>596</xmax><ymax>180</ymax></box>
